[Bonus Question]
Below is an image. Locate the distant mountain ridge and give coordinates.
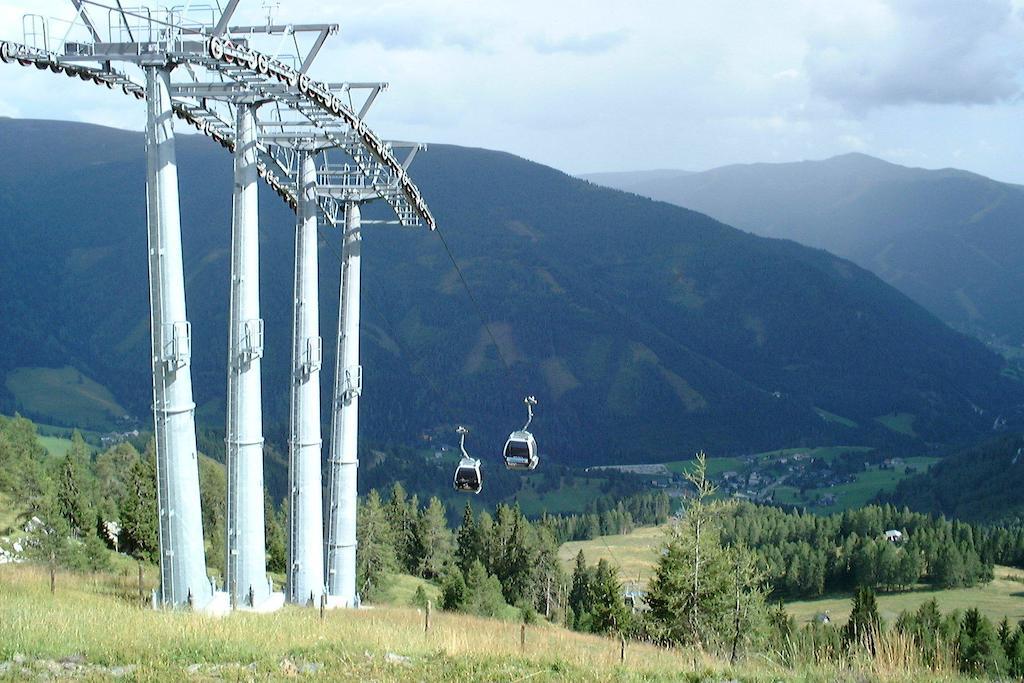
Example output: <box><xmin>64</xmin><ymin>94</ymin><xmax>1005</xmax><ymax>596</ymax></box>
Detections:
<box><xmin>0</xmin><ymin>119</ymin><xmax>1020</xmax><ymax>465</ymax></box>
<box><xmin>583</xmin><ymin>153</ymin><xmax>1024</xmax><ymax>346</ymax></box>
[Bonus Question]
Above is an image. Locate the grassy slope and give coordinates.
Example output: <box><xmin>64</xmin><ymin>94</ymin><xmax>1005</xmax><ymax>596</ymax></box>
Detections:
<box><xmin>0</xmin><ymin>562</ymin><xmax>972</xmax><ymax>682</ymax></box>
<box><xmin>558</xmin><ymin>526</ymin><xmax>667</xmax><ymax>585</ymax></box>
<box><xmin>4</xmin><ymin>366</ymin><xmax>127</xmax><ymax>429</ymax></box>
<box><xmin>787</xmin><ymin>566</ymin><xmax>1024</xmax><ymax>625</ymax></box>
<box><xmin>379</xmin><ymin>573</ymin><xmax>442</xmax><ymax>608</ymax></box>
<box><xmin>0</xmin><ymin>564</ymin><xmax>763</xmax><ymax>682</ymax></box>
<box><xmin>875</xmin><ymin>412</ymin><xmax>917</xmax><ymax>437</ymax></box>
<box><xmin>814</xmin><ymin>407</ymin><xmax>859</xmax><ymax>428</ymax></box>
<box><xmin>514</xmin><ymin>477</ymin><xmax>608</xmax><ymax>517</ymax></box>
<box><xmin>560</xmin><ymin>526</ymin><xmax>1024</xmax><ymax>625</ymax></box>
<box><xmin>37</xmin><ymin>435</ymin><xmax>74</xmax><ymax>458</ymax></box>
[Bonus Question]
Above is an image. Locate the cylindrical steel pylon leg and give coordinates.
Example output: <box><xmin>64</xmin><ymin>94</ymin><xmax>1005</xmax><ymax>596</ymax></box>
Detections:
<box><xmin>326</xmin><ymin>202</ymin><xmax>361</xmax><ymax>605</ymax></box>
<box><xmin>287</xmin><ymin>153</ymin><xmax>325</xmax><ymax>605</ymax></box>
<box><xmin>224</xmin><ymin>102</ymin><xmax>275</xmax><ymax>610</ymax></box>
<box><xmin>144</xmin><ymin>66</ymin><xmax>213</xmax><ymax>609</ymax></box>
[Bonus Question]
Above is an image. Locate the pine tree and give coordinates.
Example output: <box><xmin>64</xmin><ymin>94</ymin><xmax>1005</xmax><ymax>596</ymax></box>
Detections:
<box><xmin>933</xmin><ymin>544</ymin><xmax>967</xmax><ymax>588</ymax></box>
<box><xmin>959</xmin><ymin>608</ymin><xmax>1005</xmax><ymax>675</ymax></box>
<box><xmin>999</xmin><ymin>616</ymin><xmax>1012</xmax><ymax>650</ymax></box>
<box><xmin>455</xmin><ymin>501</ymin><xmax>481</xmax><ymax>574</ymax></box>
<box><xmin>844</xmin><ymin>586</ymin><xmax>881</xmax><ymax>653</ymax></box>
<box><xmin>415</xmin><ymin>497</ymin><xmax>453</xmax><ymax>579</ymax></box>
<box><xmin>440</xmin><ymin>568</ymin><xmax>466</xmax><ymax>611</ymax></box>
<box><xmin>589</xmin><ymin>559</ymin><xmax>629</xmax><ymax>634</ymax></box>
<box><xmin>386</xmin><ymin>482</ymin><xmax>416</xmax><ymax>572</ymax></box>
<box><xmin>645</xmin><ymin>453</ymin><xmax>755</xmax><ymax>649</ymax></box>
<box><xmin>56</xmin><ymin>453</ymin><xmax>93</xmax><ymax>537</ymax></box>
<box><xmin>568</xmin><ymin>550</ymin><xmax>593</xmax><ymax>631</ymax></box>
<box><xmin>119</xmin><ymin>457</ymin><xmax>158</xmax><ymax>562</ymax></box>
<box><xmin>1007</xmin><ymin>626</ymin><xmax>1024</xmax><ymax>678</ymax></box>
<box><xmin>462</xmin><ymin>559</ymin><xmax>508</xmax><ymax>617</ymax></box>
<box><xmin>356</xmin><ymin>489</ymin><xmax>397</xmax><ymax>601</ymax></box>
<box><xmin>93</xmin><ymin>442</ymin><xmax>140</xmax><ymax>522</ymax></box>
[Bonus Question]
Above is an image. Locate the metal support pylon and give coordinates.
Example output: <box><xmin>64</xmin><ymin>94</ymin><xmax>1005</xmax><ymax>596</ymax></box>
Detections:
<box><xmin>326</xmin><ymin>202</ymin><xmax>362</xmax><ymax>605</ymax></box>
<box><xmin>145</xmin><ymin>65</ymin><xmax>213</xmax><ymax>609</ymax></box>
<box><xmin>224</xmin><ymin>102</ymin><xmax>278</xmax><ymax>611</ymax></box>
<box><xmin>287</xmin><ymin>152</ymin><xmax>326</xmax><ymax>604</ymax></box>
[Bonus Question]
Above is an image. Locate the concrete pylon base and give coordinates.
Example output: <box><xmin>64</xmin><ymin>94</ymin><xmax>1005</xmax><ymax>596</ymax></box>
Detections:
<box><xmin>198</xmin><ymin>591</ymin><xmax>232</xmax><ymax>617</ymax></box>
<box><xmin>234</xmin><ymin>591</ymin><xmax>286</xmax><ymax>614</ymax></box>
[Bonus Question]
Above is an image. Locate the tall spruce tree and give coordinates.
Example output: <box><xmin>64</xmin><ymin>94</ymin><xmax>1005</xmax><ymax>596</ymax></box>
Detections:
<box><xmin>415</xmin><ymin>497</ymin><xmax>453</xmax><ymax>579</ymax></box>
<box><xmin>844</xmin><ymin>586</ymin><xmax>881</xmax><ymax>653</ymax></box>
<box><xmin>356</xmin><ymin>489</ymin><xmax>397</xmax><ymax>601</ymax></box>
<box><xmin>646</xmin><ymin>453</ymin><xmax>756</xmax><ymax>649</ymax></box>
<box><xmin>120</xmin><ymin>456</ymin><xmax>158</xmax><ymax>561</ymax></box>
<box><xmin>959</xmin><ymin>608</ymin><xmax>1005</xmax><ymax>676</ymax></box>
<box><xmin>386</xmin><ymin>482</ymin><xmax>417</xmax><ymax>572</ymax></box>
<box><xmin>455</xmin><ymin>501</ymin><xmax>482</xmax><ymax>574</ymax></box>
<box><xmin>56</xmin><ymin>453</ymin><xmax>93</xmax><ymax>537</ymax></box>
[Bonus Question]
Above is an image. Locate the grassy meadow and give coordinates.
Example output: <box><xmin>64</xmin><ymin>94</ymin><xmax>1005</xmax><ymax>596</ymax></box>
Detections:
<box><xmin>560</xmin><ymin>525</ymin><xmax>1024</xmax><ymax>627</ymax></box>
<box><xmin>4</xmin><ymin>366</ymin><xmax>127</xmax><ymax>430</ymax></box>
<box><xmin>786</xmin><ymin>566</ymin><xmax>1024</xmax><ymax>625</ymax></box>
<box><xmin>0</xmin><ymin>562</ymin><xmax>978</xmax><ymax>682</ymax></box>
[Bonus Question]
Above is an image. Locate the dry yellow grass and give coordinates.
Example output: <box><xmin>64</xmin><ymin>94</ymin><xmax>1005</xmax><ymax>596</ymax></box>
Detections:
<box><xmin>0</xmin><ymin>563</ymin><xmax>976</xmax><ymax>681</ymax></box>
<box><xmin>558</xmin><ymin>525</ymin><xmax>665</xmax><ymax>587</ymax></box>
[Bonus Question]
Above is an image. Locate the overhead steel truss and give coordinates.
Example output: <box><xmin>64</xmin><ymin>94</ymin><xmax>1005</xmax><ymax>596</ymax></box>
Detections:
<box><xmin>0</xmin><ymin>0</ymin><xmax>438</xmax><ymax>612</ymax></box>
<box><xmin>1</xmin><ymin>1</ymin><xmax>436</xmax><ymax>230</ymax></box>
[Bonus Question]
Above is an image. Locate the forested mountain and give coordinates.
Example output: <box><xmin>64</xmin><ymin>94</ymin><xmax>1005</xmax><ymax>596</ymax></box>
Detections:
<box><xmin>883</xmin><ymin>434</ymin><xmax>1024</xmax><ymax>523</ymax></box>
<box><xmin>0</xmin><ymin>119</ymin><xmax>1021</xmax><ymax>464</ymax></box>
<box><xmin>584</xmin><ymin>155</ymin><xmax>1024</xmax><ymax>345</ymax></box>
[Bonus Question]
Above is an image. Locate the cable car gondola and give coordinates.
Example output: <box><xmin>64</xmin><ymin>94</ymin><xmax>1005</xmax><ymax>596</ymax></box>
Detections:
<box><xmin>453</xmin><ymin>426</ymin><xmax>482</xmax><ymax>494</ymax></box>
<box><xmin>503</xmin><ymin>396</ymin><xmax>539</xmax><ymax>470</ymax></box>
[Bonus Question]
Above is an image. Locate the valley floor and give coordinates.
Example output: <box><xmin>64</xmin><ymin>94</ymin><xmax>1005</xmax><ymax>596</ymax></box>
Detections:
<box><xmin>0</xmin><ymin>563</ymin><xmax>972</xmax><ymax>682</ymax></box>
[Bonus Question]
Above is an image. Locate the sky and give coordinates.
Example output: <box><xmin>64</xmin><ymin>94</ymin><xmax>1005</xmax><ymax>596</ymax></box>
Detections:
<box><xmin>2</xmin><ymin>0</ymin><xmax>1024</xmax><ymax>181</ymax></box>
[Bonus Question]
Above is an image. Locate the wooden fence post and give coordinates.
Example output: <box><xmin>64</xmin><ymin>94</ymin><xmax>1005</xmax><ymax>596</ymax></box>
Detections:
<box><xmin>320</xmin><ymin>593</ymin><xmax>326</xmax><ymax>620</ymax></box>
<box><xmin>137</xmin><ymin>562</ymin><xmax>144</xmax><ymax>607</ymax></box>
<box><xmin>49</xmin><ymin>551</ymin><xmax>55</xmax><ymax>595</ymax></box>
<box><xmin>620</xmin><ymin>635</ymin><xmax>625</xmax><ymax>663</ymax></box>
<box><xmin>520</xmin><ymin>623</ymin><xmax>526</xmax><ymax>653</ymax></box>
<box><xmin>425</xmin><ymin>600</ymin><xmax>431</xmax><ymax>632</ymax></box>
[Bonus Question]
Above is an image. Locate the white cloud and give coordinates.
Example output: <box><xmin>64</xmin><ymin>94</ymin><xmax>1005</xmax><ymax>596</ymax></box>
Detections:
<box><xmin>529</xmin><ymin>30</ymin><xmax>629</xmax><ymax>55</ymax></box>
<box><xmin>0</xmin><ymin>1</ymin><xmax>1023</xmax><ymax>182</ymax></box>
<box><xmin>804</xmin><ymin>0</ymin><xmax>1024</xmax><ymax>110</ymax></box>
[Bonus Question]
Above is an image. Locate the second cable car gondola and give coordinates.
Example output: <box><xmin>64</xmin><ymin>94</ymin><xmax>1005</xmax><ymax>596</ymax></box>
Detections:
<box><xmin>503</xmin><ymin>396</ymin><xmax>539</xmax><ymax>470</ymax></box>
<box><xmin>453</xmin><ymin>425</ymin><xmax>482</xmax><ymax>494</ymax></box>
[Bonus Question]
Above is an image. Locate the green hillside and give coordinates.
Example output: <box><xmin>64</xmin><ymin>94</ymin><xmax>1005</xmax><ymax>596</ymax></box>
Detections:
<box><xmin>0</xmin><ymin>119</ymin><xmax>1019</xmax><ymax>466</ymax></box>
<box><xmin>5</xmin><ymin>366</ymin><xmax>126</xmax><ymax>430</ymax></box>
<box><xmin>884</xmin><ymin>434</ymin><xmax>1024</xmax><ymax>523</ymax></box>
<box><xmin>586</xmin><ymin>154</ymin><xmax>1024</xmax><ymax>346</ymax></box>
